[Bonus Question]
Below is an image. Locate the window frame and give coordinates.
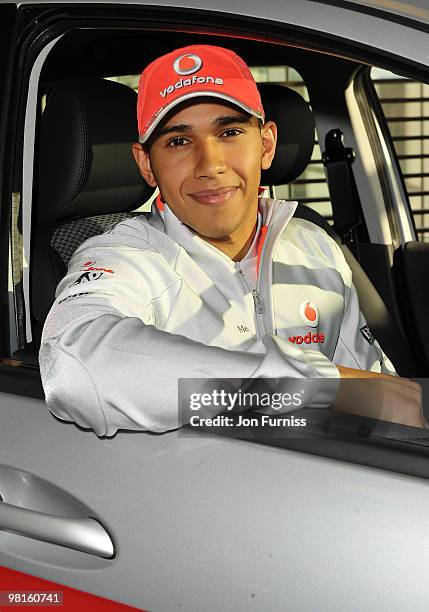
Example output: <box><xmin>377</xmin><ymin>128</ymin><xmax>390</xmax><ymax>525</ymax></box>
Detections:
<box><xmin>354</xmin><ymin>67</ymin><xmax>418</xmax><ymax>248</ymax></box>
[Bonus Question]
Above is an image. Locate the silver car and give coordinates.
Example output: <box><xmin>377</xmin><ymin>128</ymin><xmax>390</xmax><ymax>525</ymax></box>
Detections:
<box><xmin>1</xmin><ymin>0</ymin><xmax>429</xmax><ymax>610</ymax></box>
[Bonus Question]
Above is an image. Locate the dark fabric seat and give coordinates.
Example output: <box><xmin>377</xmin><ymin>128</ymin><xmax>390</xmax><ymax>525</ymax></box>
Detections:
<box><xmin>31</xmin><ymin>78</ymin><xmax>155</xmax><ymax>346</ymax></box>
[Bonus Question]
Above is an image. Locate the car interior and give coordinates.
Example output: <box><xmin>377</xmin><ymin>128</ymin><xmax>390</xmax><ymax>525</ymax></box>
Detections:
<box><xmin>13</xmin><ymin>27</ymin><xmax>426</xmax><ymax>382</ymax></box>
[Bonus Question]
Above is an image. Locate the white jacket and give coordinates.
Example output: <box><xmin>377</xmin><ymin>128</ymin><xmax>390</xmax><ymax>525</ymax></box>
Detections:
<box><xmin>39</xmin><ymin>198</ymin><xmax>395</xmax><ymax>435</ymax></box>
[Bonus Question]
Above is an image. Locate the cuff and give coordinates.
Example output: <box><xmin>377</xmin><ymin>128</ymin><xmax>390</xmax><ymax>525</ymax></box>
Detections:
<box><xmin>300</xmin><ymin>349</ymin><xmax>340</xmax><ymax>409</ymax></box>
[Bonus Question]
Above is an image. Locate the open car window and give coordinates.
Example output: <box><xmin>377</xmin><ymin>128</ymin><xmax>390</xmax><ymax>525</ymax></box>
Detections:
<box><xmin>3</xmin><ymin>19</ymin><xmax>429</xmax><ymax>480</ymax></box>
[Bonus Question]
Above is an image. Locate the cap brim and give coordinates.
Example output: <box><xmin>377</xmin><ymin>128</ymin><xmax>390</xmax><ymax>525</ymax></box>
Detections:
<box><xmin>139</xmin><ymin>91</ymin><xmax>264</xmax><ymax>144</ymax></box>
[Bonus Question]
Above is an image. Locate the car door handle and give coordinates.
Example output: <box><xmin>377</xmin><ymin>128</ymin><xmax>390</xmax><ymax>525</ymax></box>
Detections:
<box><xmin>0</xmin><ymin>501</ymin><xmax>115</xmax><ymax>559</ymax></box>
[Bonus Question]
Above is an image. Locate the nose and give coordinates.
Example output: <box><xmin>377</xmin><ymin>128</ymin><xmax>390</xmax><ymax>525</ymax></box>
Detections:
<box><xmin>194</xmin><ymin>137</ymin><xmax>227</xmax><ymax>179</ymax></box>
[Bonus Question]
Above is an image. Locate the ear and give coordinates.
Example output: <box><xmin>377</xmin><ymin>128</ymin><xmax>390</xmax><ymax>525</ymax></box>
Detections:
<box><xmin>260</xmin><ymin>120</ymin><xmax>277</xmax><ymax>171</ymax></box>
<box><xmin>132</xmin><ymin>142</ymin><xmax>157</xmax><ymax>188</ymax></box>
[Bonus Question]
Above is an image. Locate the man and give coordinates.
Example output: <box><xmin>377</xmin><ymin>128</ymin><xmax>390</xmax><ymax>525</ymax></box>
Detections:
<box><xmin>39</xmin><ymin>44</ymin><xmax>424</xmax><ymax>435</ymax></box>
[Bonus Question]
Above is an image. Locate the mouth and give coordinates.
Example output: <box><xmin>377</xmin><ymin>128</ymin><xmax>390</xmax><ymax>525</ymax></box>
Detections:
<box><xmin>188</xmin><ymin>186</ymin><xmax>238</xmax><ymax>206</ymax></box>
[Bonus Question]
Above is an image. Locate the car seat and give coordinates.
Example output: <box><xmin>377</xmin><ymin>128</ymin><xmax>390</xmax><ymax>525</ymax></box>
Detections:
<box><xmin>31</xmin><ymin>78</ymin><xmax>155</xmax><ymax>347</ymax></box>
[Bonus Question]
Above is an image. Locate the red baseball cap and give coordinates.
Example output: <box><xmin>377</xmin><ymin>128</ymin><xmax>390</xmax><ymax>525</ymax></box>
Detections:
<box><xmin>137</xmin><ymin>44</ymin><xmax>265</xmax><ymax>143</ymax></box>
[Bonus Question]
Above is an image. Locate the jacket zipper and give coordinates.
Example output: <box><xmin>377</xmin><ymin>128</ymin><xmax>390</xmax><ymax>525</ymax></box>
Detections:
<box><xmin>234</xmin><ymin>199</ymin><xmax>297</xmax><ymax>339</ymax></box>
<box><xmin>252</xmin><ymin>289</ymin><xmax>266</xmax><ymax>338</ymax></box>
<box><xmin>236</xmin><ymin>267</ymin><xmax>266</xmax><ymax>339</ymax></box>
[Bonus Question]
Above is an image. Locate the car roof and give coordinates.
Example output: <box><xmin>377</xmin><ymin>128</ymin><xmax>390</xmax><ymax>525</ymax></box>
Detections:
<box><xmin>346</xmin><ymin>0</ymin><xmax>429</xmax><ymax>24</ymax></box>
<box><xmin>9</xmin><ymin>0</ymin><xmax>429</xmax><ymax>28</ymax></box>
<box><xmin>9</xmin><ymin>0</ymin><xmax>429</xmax><ymax>78</ymax></box>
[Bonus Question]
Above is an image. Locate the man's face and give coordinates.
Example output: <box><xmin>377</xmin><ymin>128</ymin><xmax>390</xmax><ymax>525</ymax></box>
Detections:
<box><xmin>133</xmin><ymin>100</ymin><xmax>277</xmax><ymax>248</ymax></box>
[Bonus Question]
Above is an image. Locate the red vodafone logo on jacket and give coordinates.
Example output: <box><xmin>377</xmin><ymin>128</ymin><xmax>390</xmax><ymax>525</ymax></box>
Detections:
<box><xmin>289</xmin><ymin>300</ymin><xmax>324</xmax><ymax>344</ymax></box>
<box><xmin>300</xmin><ymin>300</ymin><xmax>319</xmax><ymax>327</ymax></box>
<box><xmin>289</xmin><ymin>332</ymin><xmax>325</xmax><ymax>345</ymax></box>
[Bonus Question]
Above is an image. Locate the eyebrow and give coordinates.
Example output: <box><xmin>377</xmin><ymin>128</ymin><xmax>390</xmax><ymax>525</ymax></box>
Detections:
<box><xmin>156</xmin><ymin>113</ymin><xmax>252</xmax><ymax>139</ymax></box>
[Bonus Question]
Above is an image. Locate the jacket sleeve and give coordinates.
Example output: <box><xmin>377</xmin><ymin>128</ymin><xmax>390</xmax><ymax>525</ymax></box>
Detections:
<box><xmin>333</xmin><ymin>276</ymin><xmax>397</xmax><ymax>376</ymax></box>
<box><xmin>39</xmin><ymin>244</ymin><xmax>340</xmax><ymax>436</ymax></box>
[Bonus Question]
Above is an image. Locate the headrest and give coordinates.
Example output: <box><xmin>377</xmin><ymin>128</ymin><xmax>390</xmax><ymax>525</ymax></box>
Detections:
<box><xmin>37</xmin><ymin>78</ymin><xmax>155</xmax><ymax>224</ymax></box>
<box><xmin>259</xmin><ymin>83</ymin><xmax>315</xmax><ymax>186</ymax></box>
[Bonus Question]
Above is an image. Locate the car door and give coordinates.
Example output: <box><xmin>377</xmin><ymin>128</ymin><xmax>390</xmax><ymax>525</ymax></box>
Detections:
<box><xmin>4</xmin><ymin>3</ymin><xmax>429</xmax><ymax>612</ymax></box>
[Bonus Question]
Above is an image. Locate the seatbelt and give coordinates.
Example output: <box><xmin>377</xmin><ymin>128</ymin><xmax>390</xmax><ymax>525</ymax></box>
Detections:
<box><xmin>322</xmin><ymin>129</ymin><xmax>362</xmax><ymax>260</ymax></box>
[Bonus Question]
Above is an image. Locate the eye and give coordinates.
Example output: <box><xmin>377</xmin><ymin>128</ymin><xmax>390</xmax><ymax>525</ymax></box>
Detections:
<box><xmin>220</xmin><ymin>128</ymin><xmax>244</xmax><ymax>138</ymax></box>
<box><xmin>167</xmin><ymin>136</ymin><xmax>189</xmax><ymax>148</ymax></box>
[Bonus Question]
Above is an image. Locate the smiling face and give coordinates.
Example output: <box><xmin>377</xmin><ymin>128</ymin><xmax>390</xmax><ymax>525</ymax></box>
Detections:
<box><xmin>133</xmin><ymin>99</ymin><xmax>277</xmax><ymax>260</ymax></box>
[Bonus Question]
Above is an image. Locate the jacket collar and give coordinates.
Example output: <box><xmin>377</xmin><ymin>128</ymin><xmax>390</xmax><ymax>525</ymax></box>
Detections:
<box><xmin>147</xmin><ymin>196</ymin><xmax>297</xmax><ymax>335</ymax></box>
<box><xmin>151</xmin><ymin>194</ymin><xmax>297</xmax><ymax>254</ymax></box>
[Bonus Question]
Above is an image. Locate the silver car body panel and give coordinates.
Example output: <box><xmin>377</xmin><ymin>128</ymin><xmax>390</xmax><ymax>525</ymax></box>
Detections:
<box><xmin>2</xmin><ymin>392</ymin><xmax>429</xmax><ymax>611</ymax></box>
<box><xmin>347</xmin><ymin>0</ymin><xmax>429</xmax><ymax>24</ymax></box>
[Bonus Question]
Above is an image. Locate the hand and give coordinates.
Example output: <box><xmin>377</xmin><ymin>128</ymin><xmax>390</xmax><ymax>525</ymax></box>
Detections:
<box><xmin>333</xmin><ymin>366</ymin><xmax>424</xmax><ymax>428</ymax></box>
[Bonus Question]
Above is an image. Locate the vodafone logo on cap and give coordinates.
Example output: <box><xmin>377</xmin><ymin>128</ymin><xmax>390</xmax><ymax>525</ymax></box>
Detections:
<box><xmin>173</xmin><ymin>53</ymin><xmax>203</xmax><ymax>76</ymax></box>
<box><xmin>300</xmin><ymin>300</ymin><xmax>319</xmax><ymax>327</ymax></box>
